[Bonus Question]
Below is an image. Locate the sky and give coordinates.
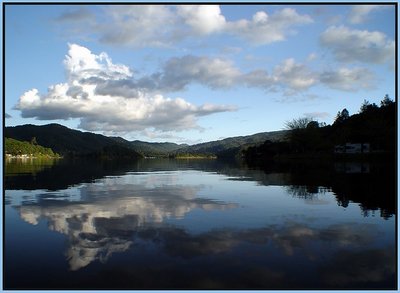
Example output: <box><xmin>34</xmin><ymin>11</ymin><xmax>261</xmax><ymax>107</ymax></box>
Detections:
<box><xmin>4</xmin><ymin>3</ymin><xmax>396</xmax><ymax>144</ymax></box>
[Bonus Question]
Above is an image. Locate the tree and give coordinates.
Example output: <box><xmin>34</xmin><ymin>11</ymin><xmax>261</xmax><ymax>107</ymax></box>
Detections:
<box><xmin>5</xmin><ymin>138</ymin><xmax>57</xmax><ymax>157</ymax></box>
<box><xmin>284</xmin><ymin>117</ymin><xmax>322</xmax><ymax>153</ymax></box>
<box><xmin>360</xmin><ymin>99</ymin><xmax>378</xmax><ymax>113</ymax></box>
<box><xmin>306</xmin><ymin>120</ymin><xmax>319</xmax><ymax>129</ymax></box>
<box><xmin>334</xmin><ymin>108</ymin><xmax>349</xmax><ymax>124</ymax></box>
<box><xmin>284</xmin><ymin>117</ymin><xmax>313</xmax><ymax>130</ymax></box>
<box><xmin>380</xmin><ymin>94</ymin><xmax>393</xmax><ymax>107</ymax></box>
<box><xmin>360</xmin><ymin>99</ymin><xmax>370</xmax><ymax>113</ymax></box>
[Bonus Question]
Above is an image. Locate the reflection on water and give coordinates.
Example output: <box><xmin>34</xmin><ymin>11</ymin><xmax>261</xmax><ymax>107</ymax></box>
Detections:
<box><xmin>4</xmin><ymin>158</ymin><xmax>396</xmax><ymax>289</ymax></box>
<box><xmin>16</xmin><ymin>176</ymin><xmax>237</xmax><ymax>271</ymax></box>
<box><xmin>5</xmin><ymin>157</ymin><xmax>59</xmax><ymax>177</ymax></box>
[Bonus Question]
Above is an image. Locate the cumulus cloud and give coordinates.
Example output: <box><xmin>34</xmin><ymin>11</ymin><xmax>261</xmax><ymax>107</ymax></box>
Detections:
<box><xmin>56</xmin><ymin>5</ymin><xmax>313</xmax><ymax>47</ymax></box>
<box><xmin>156</xmin><ymin>55</ymin><xmax>241</xmax><ymax>91</ymax></box>
<box><xmin>242</xmin><ymin>69</ymin><xmax>274</xmax><ymax>89</ymax></box>
<box><xmin>227</xmin><ymin>8</ymin><xmax>313</xmax><ymax>45</ymax></box>
<box><xmin>15</xmin><ymin>44</ymin><xmax>236</xmax><ymax>134</ymax></box>
<box><xmin>177</xmin><ymin>5</ymin><xmax>226</xmax><ymax>35</ymax></box>
<box><xmin>56</xmin><ymin>7</ymin><xmax>95</xmax><ymax>22</ymax></box>
<box><xmin>14</xmin><ymin>43</ymin><xmax>380</xmax><ymax>132</ymax></box>
<box><xmin>240</xmin><ymin>58</ymin><xmax>318</xmax><ymax>95</ymax></box>
<box><xmin>348</xmin><ymin>5</ymin><xmax>383</xmax><ymax>24</ymax></box>
<box><xmin>320</xmin><ymin>67</ymin><xmax>376</xmax><ymax>91</ymax></box>
<box><xmin>320</xmin><ymin>26</ymin><xmax>394</xmax><ymax>64</ymax></box>
<box><xmin>158</xmin><ymin>56</ymin><xmax>320</xmax><ymax>94</ymax></box>
<box><xmin>87</xmin><ymin>54</ymin><xmax>319</xmax><ymax>95</ymax></box>
<box><xmin>98</xmin><ymin>5</ymin><xmax>178</xmax><ymax>47</ymax></box>
<box><xmin>156</xmin><ymin>55</ymin><xmax>373</xmax><ymax>95</ymax></box>
<box><xmin>272</xmin><ymin>58</ymin><xmax>317</xmax><ymax>91</ymax></box>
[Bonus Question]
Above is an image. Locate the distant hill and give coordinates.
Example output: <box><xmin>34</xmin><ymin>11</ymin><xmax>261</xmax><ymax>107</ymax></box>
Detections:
<box><xmin>109</xmin><ymin>137</ymin><xmax>187</xmax><ymax>157</ymax></box>
<box><xmin>174</xmin><ymin>130</ymin><xmax>287</xmax><ymax>158</ymax></box>
<box><xmin>128</xmin><ymin>140</ymin><xmax>188</xmax><ymax>157</ymax></box>
<box><xmin>5</xmin><ymin>123</ymin><xmax>287</xmax><ymax>159</ymax></box>
<box><xmin>5</xmin><ymin>124</ymin><xmax>142</xmax><ymax>158</ymax></box>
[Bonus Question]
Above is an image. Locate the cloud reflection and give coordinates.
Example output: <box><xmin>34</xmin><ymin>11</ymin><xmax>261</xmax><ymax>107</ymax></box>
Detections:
<box><xmin>151</xmin><ymin>222</ymin><xmax>381</xmax><ymax>259</ymax></box>
<box><xmin>16</xmin><ymin>180</ymin><xmax>237</xmax><ymax>270</ymax></box>
<box><xmin>11</xmin><ymin>171</ymin><xmax>395</xmax><ymax>289</ymax></box>
<box><xmin>17</xmin><ymin>183</ymin><xmax>384</xmax><ymax>274</ymax></box>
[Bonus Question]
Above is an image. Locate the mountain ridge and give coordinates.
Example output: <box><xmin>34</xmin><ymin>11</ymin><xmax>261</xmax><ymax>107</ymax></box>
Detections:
<box><xmin>4</xmin><ymin>123</ymin><xmax>287</xmax><ymax>158</ymax></box>
<box><xmin>4</xmin><ymin>124</ymin><xmax>142</xmax><ymax>158</ymax></box>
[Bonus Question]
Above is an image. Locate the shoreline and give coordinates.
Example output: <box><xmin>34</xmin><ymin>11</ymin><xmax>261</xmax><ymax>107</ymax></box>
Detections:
<box><xmin>5</xmin><ymin>154</ymin><xmax>62</xmax><ymax>159</ymax></box>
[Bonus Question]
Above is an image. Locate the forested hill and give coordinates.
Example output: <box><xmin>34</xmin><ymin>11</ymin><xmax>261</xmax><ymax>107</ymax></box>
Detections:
<box><xmin>5</xmin><ymin>123</ymin><xmax>287</xmax><ymax>158</ymax></box>
<box><xmin>6</xmin><ymin>96</ymin><xmax>394</xmax><ymax>160</ymax></box>
<box><xmin>129</xmin><ymin>140</ymin><xmax>188</xmax><ymax>157</ymax></box>
<box><xmin>244</xmin><ymin>97</ymin><xmax>396</xmax><ymax>163</ymax></box>
<box><xmin>4</xmin><ymin>124</ymin><xmax>143</xmax><ymax>158</ymax></box>
<box><xmin>5</xmin><ymin>137</ymin><xmax>59</xmax><ymax>157</ymax></box>
<box><xmin>174</xmin><ymin>130</ymin><xmax>287</xmax><ymax>158</ymax></box>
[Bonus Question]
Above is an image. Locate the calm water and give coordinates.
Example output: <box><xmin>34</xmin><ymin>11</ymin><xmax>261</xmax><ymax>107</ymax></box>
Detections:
<box><xmin>4</xmin><ymin>158</ymin><xmax>396</xmax><ymax>289</ymax></box>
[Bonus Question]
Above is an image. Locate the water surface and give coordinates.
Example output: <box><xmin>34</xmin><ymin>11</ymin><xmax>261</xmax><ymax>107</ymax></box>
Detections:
<box><xmin>4</xmin><ymin>158</ymin><xmax>396</xmax><ymax>289</ymax></box>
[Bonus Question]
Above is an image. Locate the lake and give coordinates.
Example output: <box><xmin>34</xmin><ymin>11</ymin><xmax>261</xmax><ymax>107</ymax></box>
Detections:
<box><xmin>4</xmin><ymin>157</ymin><xmax>396</xmax><ymax>289</ymax></box>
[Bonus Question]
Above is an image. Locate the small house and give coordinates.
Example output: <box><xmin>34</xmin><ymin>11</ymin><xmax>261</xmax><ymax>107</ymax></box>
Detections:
<box><xmin>334</xmin><ymin>143</ymin><xmax>370</xmax><ymax>154</ymax></box>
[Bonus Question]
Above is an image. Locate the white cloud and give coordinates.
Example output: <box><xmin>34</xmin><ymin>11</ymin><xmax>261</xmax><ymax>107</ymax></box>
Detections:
<box><xmin>242</xmin><ymin>69</ymin><xmax>274</xmax><ymax>89</ymax></box>
<box><xmin>157</xmin><ymin>56</ymin><xmax>318</xmax><ymax>94</ymax></box>
<box><xmin>251</xmin><ymin>53</ymin><xmax>382</xmax><ymax>95</ymax></box>
<box><xmin>57</xmin><ymin>5</ymin><xmax>313</xmax><ymax>47</ymax></box>
<box><xmin>227</xmin><ymin>8</ymin><xmax>313</xmax><ymax>45</ymax></box>
<box><xmin>64</xmin><ymin>43</ymin><xmax>132</xmax><ymax>80</ymax></box>
<box><xmin>243</xmin><ymin>60</ymin><xmax>378</xmax><ymax>95</ymax></box>
<box><xmin>320</xmin><ymin>67</ymin><xmax>376</xmax><ymax>91</ymax></box>
<box><xmin>241</xmin><ymin>58</ymin><xmax>318</xmax><ymax>94</ymax></box>
<box><xmin>177</xmin><ymin>5</ymin><xmax>226</xmax><ymax>35</ymax></box>
<box><xmin>15</xmin><ymin>42</ymin><xmax>382</xmax><ymax>132</ymax></box>
<box><xmin>303</xmin><ymin>112</ymin><xmax>330</xmax><ymax>120</ymax></box>
<box><xmin>348</xmin><ymin>5</ymin><xmax>382</xmax><ymax>24</ymax></box>
<box><xmin>157</xmin><ymin>55</ymin><xmax>242</xmax><ymax>91</ymax></box>
<box><xmin>167</xmin><ymin>57</ymin><xmax>368</xmax><ymax>97</ymax></box>
<box><xmin>273</xmin><ymin>58</ymin><xmax>317</xmax><ymax>91</ymax></box>
<box><xmin>320</xmin><ymin>25</ymin><xmax>394</xmax><ymax>64</ymax></box>
<box><xmin>15</xmin><ymin>44</ymin><xmax>236</xmax><ymax>134</ymax></box>
<box><xmin>98</xmin><ymin>5</ymin><xmax>178</xmax><ymax>47</ymax></box>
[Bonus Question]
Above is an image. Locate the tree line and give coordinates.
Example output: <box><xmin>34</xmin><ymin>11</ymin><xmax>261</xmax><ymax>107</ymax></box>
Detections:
<box><xmin>5</xmin><ymin>137</ymin><xmax>59</xmax><ymax>157</ymax></box>
<box><xmin>244</xmin><ymin>95</ymin><xmax>395</xmax><ymax>163</ymax></box>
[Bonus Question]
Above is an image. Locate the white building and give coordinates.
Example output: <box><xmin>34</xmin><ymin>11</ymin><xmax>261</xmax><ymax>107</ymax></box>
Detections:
<box><xmin>334</xmin><ymin>143</ymin><xmax>370</xmax><ymax>154</ymax></box>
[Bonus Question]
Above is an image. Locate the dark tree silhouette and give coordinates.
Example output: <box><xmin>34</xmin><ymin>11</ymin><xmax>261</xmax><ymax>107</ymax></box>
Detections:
<box><xmin>380</xmin><ymin>94</ymin><xmax>393</xmax><ymax>107</ymax></box>
<box><xmin>285</xmin><ymin>117</ymin><xmax>312</xmax><ymax>130</ymax></box>
<box><xmin>334</xmin><ymin>108</ymin><xmax>349</xmax><ymax>124</ymax></box>
<box><xmin>360</xmin><ymin>99</ymin><xmax>378</xmax><ymax>113</ymax></box>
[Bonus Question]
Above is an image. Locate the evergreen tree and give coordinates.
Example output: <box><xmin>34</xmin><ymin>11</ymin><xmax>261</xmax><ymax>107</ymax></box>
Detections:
<box><xmin>381</xmin><ymin>94</ymin><xmax>393</xmax><ymax>107</ymax></box>
<box><xmin>360</xmin><ymin>99</ymin><xmax>378</xmax><ymax>113</ymax></box>
<box><xmin>334</xmin><ymin>108</ymin><xmax>349</xmax><ymax>124</ymax></box>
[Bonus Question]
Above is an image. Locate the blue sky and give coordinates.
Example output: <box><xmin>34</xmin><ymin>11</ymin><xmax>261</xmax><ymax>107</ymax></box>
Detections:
<box><xmin>5</xmin><ymin>4</ymin><xmax>395</xmax><ymax>144</ymax></box>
